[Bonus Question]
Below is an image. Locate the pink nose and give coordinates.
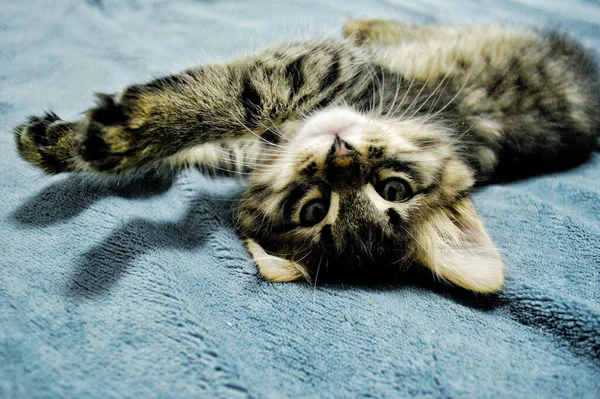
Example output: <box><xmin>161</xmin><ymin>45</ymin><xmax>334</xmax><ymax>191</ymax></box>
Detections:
<box><xmin>329</xmin><ymin>136</ymin><xmax>355</xmax><ymax>158</ymax></box>
<box><xmin>325</xmin><ymin>136</ymin><xmax>360</xmax><ymax>184</ymax></box>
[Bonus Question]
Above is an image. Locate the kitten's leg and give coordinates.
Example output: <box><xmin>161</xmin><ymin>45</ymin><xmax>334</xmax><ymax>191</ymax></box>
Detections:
<box><xmin>15</xmin><ymin>40</ymin><xmax>370</xmax><ymax>174</ymax></box>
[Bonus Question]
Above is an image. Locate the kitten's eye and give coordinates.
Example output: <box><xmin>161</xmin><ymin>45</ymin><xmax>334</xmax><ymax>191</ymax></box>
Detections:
<box><xmin>375</xmin><ymin>178</ymin><xmax>413</xmax><ymax>202</ymax></box>
<box><xmin>299</xmin><ymin>199</ymin><xmax>329</xmax><ymax>226</ymax></box>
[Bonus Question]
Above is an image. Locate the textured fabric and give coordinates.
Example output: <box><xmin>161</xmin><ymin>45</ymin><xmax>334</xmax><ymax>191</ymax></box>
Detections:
<box><xmin>1</xmin><ymin>1</ymin><xmax>599</xmax><ymax>398</ymax></box>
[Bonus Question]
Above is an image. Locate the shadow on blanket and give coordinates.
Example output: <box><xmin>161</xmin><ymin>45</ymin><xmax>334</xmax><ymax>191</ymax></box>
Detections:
<box><xmin>65</xmin><ymin>190</ymin><xmax>239</xmax><ymax>298</ymax></box>
<box><xmin>10</xmin><ymin>171</ymin><xmax>246</xmax><ymax>298</ymax></box>
<box><xmin>10</xmin><ymin>171</ymin><xmax>176</xmax><ymax>228</ymax></box>
<box><xmin>8</xmin><ymin>170</ymin><xmax>600</xmax><ymax>364</ymax></box>
<box><xmin>10</xmin><ymin>171</ymin><xmax>504</xmax><ymax>310</ymax></box>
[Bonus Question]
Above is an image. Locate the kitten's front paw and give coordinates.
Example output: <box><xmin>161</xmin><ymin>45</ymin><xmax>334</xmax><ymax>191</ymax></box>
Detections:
<box><xmin>14</xmin><ymin>112</ymin><xmax>76</xmax><ymax>174</ymax></box>
<box><xmin>78</xmin><ymin>92</ymin><xmax>152</xmax><ymax>173</ymax></box>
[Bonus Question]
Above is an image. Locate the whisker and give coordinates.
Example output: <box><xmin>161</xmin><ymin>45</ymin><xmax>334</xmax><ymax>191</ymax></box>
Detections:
<box><xmin>408</xmin><ymin>58</ymin><xmax>457</xmax><ymax>120</ymax></box>
<box><xmin>313</xmin><ymin>253</ymin><xmax>324</xmax><ymax>291</ymax></box>
<box><xmin>385</xmin><ymin>71</ymin><xmax>403</xmax><ymax>119</ymax></box>
<box><xmin>400</xmin><ymin>72</ymin><xmax>433</xmax><ymax>119</ymax></box>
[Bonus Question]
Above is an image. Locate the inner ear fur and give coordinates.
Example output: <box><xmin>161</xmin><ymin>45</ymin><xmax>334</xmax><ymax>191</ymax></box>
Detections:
<box><xmin>412</xmin><ymin>197</ymin><xmax>504</xmax><ymax>293</ymax></box>
<box><xmin>246</xmin><ymin>239</ymin><xmax>310</xmax><ymax>283</ymax></box>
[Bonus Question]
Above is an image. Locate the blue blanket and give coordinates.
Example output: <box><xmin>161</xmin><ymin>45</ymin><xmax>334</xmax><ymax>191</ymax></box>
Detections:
<box><xmin>1</xmin><ymin>1</ymin><xmax>599</xmax><ymax>397</ymax></box>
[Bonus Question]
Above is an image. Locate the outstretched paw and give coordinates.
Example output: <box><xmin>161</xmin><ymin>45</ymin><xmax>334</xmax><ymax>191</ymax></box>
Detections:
<box><xmin>14</xmin><ymin>112</ymin><xmax>76</xmax><ymax>174</ymax></box>
<box><xmin>77</xmin><ymin>92</ymin><xmax>152</xmax><ymax>173</ymax></box>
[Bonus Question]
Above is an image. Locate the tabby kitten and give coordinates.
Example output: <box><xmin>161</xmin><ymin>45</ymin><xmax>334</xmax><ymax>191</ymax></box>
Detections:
<box><xmin>14</xmin><ymin>20</ymin><xmax>600</xmax><ymax>292</ymax></box>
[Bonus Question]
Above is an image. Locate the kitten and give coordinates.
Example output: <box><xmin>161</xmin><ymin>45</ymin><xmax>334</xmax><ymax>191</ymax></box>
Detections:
<box><xmin>14</xmin><ymin>20</ymin><xmax>600</xmax><ymax>292</ymax></box>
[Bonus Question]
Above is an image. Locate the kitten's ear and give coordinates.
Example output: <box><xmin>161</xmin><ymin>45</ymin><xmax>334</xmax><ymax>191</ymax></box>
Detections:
<box><xmin>414</xmin><ymin>198</ymin><xmax>503</xmax><ymax>293</ymax></box>
<box><xmin>245</xmin><ymin>239</ymin><xmax>310</xmax><ymax>283</ymax></box>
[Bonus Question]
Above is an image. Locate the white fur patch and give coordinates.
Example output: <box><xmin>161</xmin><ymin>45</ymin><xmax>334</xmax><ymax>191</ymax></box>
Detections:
<box><xmin>246</xmin><ymin>239</ymin><xmax>310</xmax><ymax>283</ymax></box>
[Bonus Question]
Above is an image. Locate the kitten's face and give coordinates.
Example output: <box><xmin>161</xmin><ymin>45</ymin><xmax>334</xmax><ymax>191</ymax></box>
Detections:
<box><xmin>238</xmin><ymin>107</ymin><xmax>503</xmax><ymax>292</ymax></box>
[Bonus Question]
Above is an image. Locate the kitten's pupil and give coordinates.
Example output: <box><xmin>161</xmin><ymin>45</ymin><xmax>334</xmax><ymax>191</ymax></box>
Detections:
<box><xmin>386</xmin><ymin>184</ymin><xmax>398</xmax><ymax>200</ymax></box>
<box><xmin>377</xmin><ymin>178</ymin><xmax>412</xmax><ymax>202</ymax></box>
<box><xmin>300</xmin><ymin>199</ymin><xmax>328</xmax><ymax>226</ymax></box>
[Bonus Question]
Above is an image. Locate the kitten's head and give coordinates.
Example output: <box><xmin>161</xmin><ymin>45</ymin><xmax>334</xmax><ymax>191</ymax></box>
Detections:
<box><xmin>237</xmin><ymin>107</ymin><xmax>503</xmax><ymax>292</ymax></box>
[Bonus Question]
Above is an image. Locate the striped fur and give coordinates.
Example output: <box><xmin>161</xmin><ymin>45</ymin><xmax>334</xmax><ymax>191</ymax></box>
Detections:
<box><xmin>13</xmin><ymin>20</ymin><xmax>600</xmax><ymax>292</ymax></box>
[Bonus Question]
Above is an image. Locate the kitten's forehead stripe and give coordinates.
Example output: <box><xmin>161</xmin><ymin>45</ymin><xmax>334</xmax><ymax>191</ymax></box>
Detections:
<box><xmin>320</xmin><ymin>224</ymin><xmax>335</xmax><ymax>251</ymax></box>
<box><xmin>338</xmin><ymin>192</ymin><xmax>382</xmax><ymax>224</ymax></box>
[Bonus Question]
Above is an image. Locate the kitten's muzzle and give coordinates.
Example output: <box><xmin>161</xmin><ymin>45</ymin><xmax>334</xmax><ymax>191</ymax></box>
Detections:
<box><xmin>327</xmin><ymin>136</ymin><xmax>355</xmax><ymax>164</ymax></box>
<box><xmin>326</xmin><ymin>136</ymin><xmax>360</xmax><ymax>184</ymax></box>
